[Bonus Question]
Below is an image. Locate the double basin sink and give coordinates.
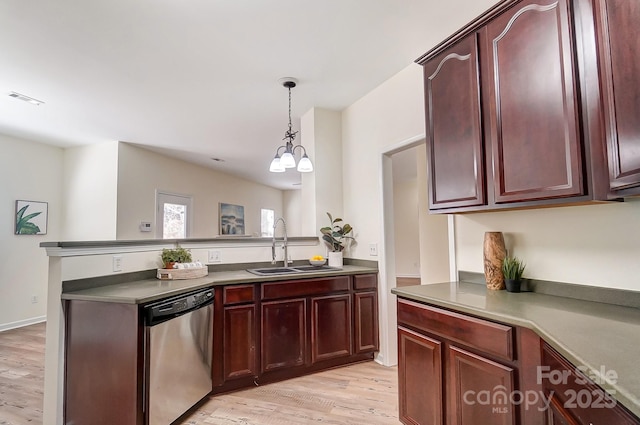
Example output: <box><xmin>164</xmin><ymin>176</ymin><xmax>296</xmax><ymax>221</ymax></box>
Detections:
<box><xmin>247</xmin><ymin>265</ymin><xmax>340</xmax><ymax>276</ymax></box>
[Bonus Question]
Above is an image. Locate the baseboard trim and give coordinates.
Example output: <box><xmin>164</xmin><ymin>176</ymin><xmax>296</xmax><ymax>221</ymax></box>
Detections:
<box><xmin>0</xmin><ymin>315</ymin><xmax>46</xmax><ymax>332</ymax></box>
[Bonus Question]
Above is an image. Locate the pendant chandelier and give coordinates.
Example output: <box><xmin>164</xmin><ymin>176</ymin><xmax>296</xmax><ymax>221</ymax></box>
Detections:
<box><xmin>269</xmin><ymin>78</ymin><xmax>313</xmax><ymax>173</ymax></box>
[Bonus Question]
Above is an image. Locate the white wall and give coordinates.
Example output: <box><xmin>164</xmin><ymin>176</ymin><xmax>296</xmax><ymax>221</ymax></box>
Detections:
<box><xmin>283</xmin><ymin>189</ymin><xmax>302</xmax><ymax>236</ymax></box>
<box><xmin>116</xmin><ymin>143</ymin><xmax>285</xmax><ymax>239</ymax></box>
<box><xmin>300</xmin><ymin>108</ymin><xmax>343</xmax><ymax>240</ymax></box>
<box><xmin>0</xmin><ymin>134</ymin><xmax>62</xmax><ymax>329</ymax></box>
<box><xmin>342</xmin><ymin>64</ymin><xmax>427</xmax><ymax>261</ymax></box>
<box><xmin>63</xmin><ymin>142</ymin><xmax>118</xmax><ymax>240</ymax></box>
<box><xmin>392</xmin><ymin>150</ymin><xmax>420</xmax><ymax>277</ymax></box>
<box><xmin>416</xmin><ymin>144</ymin><xmax>450</xmax><ymax>284</ymax></box>
<box><xmin>455</xmin><ymin>200</ymin><xmax>640</xmax><ymax>291</ymax></box>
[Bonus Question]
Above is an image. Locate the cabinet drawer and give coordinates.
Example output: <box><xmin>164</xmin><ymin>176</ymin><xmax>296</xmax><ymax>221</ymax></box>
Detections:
<box><xmin>223</xmin><ymin>284</ymin><xmax>255</xmax><ymax>305</ymax></box>
<box><xmin>397</xmin><ymin>299</ymin><xmax>513</xmax><ymax>362</ymax></box>
<box><xmin>353</xmin><ymin>274</ymin><xmax>377</xmax><ymax>290</ymax></box>
<box><xmin>262</xmin><ymin>276</ymin><xmax>350</xmax><ymax>300</ymax></box>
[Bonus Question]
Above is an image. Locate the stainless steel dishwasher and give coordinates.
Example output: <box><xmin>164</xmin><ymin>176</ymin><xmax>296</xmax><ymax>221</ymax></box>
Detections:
<box><xmin>144</xmin><ymin>287</ymin><xmax>214</xmax><ymax>425</ymax></box>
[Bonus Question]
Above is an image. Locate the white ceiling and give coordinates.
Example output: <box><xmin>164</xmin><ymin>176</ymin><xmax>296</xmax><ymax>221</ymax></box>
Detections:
<box><xmin>0</xmin><ymin>0</ymin><xmax>483</xmax><ymax>190</ymax></box>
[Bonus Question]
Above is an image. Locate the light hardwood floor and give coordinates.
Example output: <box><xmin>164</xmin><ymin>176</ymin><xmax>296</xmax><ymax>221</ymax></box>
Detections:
<box><xmin>0</xmin><ymin>322</ymin><xmax>45</xmax><ymax>425</ymax></box>
<box><xmin>0</xmin><ymin>323</ymin><xmax>401</xmax><ymax>425</ymax></box>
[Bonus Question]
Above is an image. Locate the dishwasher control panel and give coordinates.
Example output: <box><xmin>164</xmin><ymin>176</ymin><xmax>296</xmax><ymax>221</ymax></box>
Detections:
<box><xmin>145</xmin><ymin>288</ymin><xmax>213</xmax><ymax>325</ymax></box>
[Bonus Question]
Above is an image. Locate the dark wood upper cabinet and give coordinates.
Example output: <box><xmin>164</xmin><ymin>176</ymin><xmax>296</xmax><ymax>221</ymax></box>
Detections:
<box><xmin>593</xmin><ymin>0</ymin><xmax>640</xmax><ymax>194</ymax></box>
<box><xmin>483</xmin><ymin>0</ymin><xmax>584</xmax><ymax>203</ymax></box>
<box><xmin>416</xmin><ymin>0</ymin><xmax>640</xmax><ymax>213</ymax></box>
<box><xmin>423</xmin><ymin>33</ymin><xmax>486</xmax><ymax>210</ymax></box>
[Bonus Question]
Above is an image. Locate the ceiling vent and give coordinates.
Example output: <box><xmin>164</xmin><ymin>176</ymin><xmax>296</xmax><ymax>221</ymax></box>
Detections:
<box><xmin>9</xmin><ymin>91</ymin><xmax>44</xmax><ymax>106</ymax></box>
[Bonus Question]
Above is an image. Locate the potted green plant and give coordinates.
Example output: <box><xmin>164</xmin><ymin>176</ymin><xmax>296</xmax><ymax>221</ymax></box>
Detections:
<box><xmin>320</xmin><ymin>212</ymin><xmax>354</xmax><ymax>267</ymax></box>
<box><xmin>161</xmin><ymin>246</ymin><xmax>192</xmax><ymax>269</ymax></box>
<box><xmin>502</xmin><ymin>256</ymin><xmax>526</xmax><ymax>293</ymax></box>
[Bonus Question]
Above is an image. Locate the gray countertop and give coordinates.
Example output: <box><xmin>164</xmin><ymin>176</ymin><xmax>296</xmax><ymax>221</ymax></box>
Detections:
<box><xmin>392</xmin><ymin>282</ymin><xmax>640</xmax><ymax>418</ymax></box>
<box><xmin>61</xmin><ymin>265</ymin><xmax>377</xmax><ymax>304</ymax></box>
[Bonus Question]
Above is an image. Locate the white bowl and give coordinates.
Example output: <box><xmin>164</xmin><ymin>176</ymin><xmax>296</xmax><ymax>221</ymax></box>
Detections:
<box><xmin>309</xmin><ymin>259</ymin><xmax>326</xmax><ymax>266</ymax></box>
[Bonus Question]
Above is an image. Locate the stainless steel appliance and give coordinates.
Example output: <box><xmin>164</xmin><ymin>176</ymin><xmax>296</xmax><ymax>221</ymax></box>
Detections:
<box><xmin>144</xmin><ymin>287</ymin><xmax>214</xmax><ymax>425</ymax></box>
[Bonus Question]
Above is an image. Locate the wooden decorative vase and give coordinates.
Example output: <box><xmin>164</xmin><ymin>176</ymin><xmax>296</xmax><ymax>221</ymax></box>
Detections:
<box><xmin>483</xmin><ymin>232</ymin><xmax>506</xmax><ymax>290</ymax></box>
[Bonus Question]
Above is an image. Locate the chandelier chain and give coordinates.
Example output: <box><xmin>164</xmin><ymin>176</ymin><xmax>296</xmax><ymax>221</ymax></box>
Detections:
<box><xmin>284</xmin><ymin>86</ymin><xmax>298</xmax><ymax>143</ymax></box>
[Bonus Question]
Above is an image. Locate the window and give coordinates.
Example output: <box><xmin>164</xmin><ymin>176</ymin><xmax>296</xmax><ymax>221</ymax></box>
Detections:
<box><xmin>156</xmin><ymin>192</ymin><xmax>192</xmax><ymax>239</ymax></box>
<box><xmin>261</xmin><ymin>208</ymin><xmax>275</xmax><ymax>237</ymax></box>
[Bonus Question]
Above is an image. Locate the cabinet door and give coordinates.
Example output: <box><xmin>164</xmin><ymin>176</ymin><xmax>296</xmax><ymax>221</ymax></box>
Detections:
<box><xmin>594</xmin><ymin>0</ymin><xmax>640</xmax><ymax>193</ymax></box>
<box><xmin>311</xmin><ymin>294</ymin><xmax>352</xmax><ymax>363</ymax></box>
<box><xmin>261</xmin><ymin>298</ymin><xmax>306</xmax><ymax>372</ymax></box>
<box><xmin>484</xmin><ymin>0</ymin><xmax>584</xmax><ymax>203</ymax></box>
<box><xmin>545</xmin><ymin>392</ymin><xmax>580</xmax><ymax>425</ymax></box>
<box><xmin>223</xmin><ymin>304</ymin><xmax>257</xmax><ymax>380</ymax></box>
<box><xmin>65</xmin><ymin>301</ymin><xmax>143</xmax><ymax>425</ymax></box>
<box><xmin>354</xmin><ymin>291</ymin><xmax>379</xmax><ymax>354</ymax></box>
<box><xmin>398</xmin><ymin>327</ymin><xmax>443</xmax><ymax>425</ymax></box>
<box><xmin>448</xmin><ymin>346</ymin><xmax>515</xmax><ymax>425</ymax></box>
<box><xmin>423</xmin><ymin>33</ymin><xmax>486</xmax><ymax>210</ymax></box>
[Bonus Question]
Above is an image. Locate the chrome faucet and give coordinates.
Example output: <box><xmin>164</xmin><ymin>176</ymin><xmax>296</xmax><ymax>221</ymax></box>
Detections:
<box><xmin>272</xmin><ymin>217</ymin><xmax>288</xmax><ymax>267</ymax></box>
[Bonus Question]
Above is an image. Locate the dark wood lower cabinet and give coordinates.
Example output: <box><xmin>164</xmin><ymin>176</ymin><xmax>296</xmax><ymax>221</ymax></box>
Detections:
<box><xmin>546</xmin><ymin>392</ymin><xmax>581</xmax><ymax>425</ymax></box>
<box><xmin>215</xmin><ymin>273</ymin><xmax>379</xmax><ymax>392</ymax></box>
<box><xmin>64</xmin><ymin>300</ymin><xmax>143</xmax><ymax>425</ymax></box>
<box><xmin>261</xmin><ymin>298</ymin><xmax>307</xmax><ymax>372</ymax></box>
<box><xmin>397</xmin><ymin>298</ymin><xmax>640</xmax><ymax>425</ymax></box>
<box><xmin>354</xmin><ymin>290</ymin><xmax>379</xmax><ymax>353</ymax></box>
<box><xmin>223</xmin><ymin>304</ymin><xmax>257</xmax><ymax>380</ymax></box>
<box><xmin>397</xmin><ymin>298</ymin><xmax>527</xmax><ymax>425</ymax></box>
<box><xmin>311</xmin><ymin>294</ymin><xmax>352</xmax><ymax>363</ymax></box>
<box><xmin>448</xmin><ymin>346</ymin><xmax>515</xmax><ymax>425</ymax></box>
<box><xmin>541</xmin><ymin>343</ymin><xmax>640</xmax><ymax>425</ymax></box>
<box><xmin>398</xmin><ymin>327</ymin><xmax>443</xmax><ymax>425</ymax></box>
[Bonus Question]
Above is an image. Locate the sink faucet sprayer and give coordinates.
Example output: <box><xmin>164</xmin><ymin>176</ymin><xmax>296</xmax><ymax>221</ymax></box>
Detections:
<box><xmin>272</xmin><ymin>217</ymin><xmax>288</xmax><ymax>267</ymax></box>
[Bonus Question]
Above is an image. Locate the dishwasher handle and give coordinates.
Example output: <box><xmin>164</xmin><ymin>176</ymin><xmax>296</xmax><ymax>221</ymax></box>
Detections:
<box><xmin>145</xmin><ymin>288</ymin><xmax>213</xmax><ymax>326</ymax></box>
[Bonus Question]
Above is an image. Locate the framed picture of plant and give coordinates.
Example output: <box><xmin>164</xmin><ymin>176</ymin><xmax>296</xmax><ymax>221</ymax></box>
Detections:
<box><xmin>219</xmin><ymin>203</ymin><xmax>245</xmax><ymax>235</ymax></box>
<box><xmin>15</xmin><ymin>200</ymin><xmax>48</xmax><ymax>235</ymax></box>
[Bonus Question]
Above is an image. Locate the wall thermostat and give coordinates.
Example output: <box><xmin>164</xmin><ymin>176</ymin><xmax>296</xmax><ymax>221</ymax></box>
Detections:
<box><xmin>139</xmin><ymin>222</ymin><xmax>152</xmax><ymax>232</ymax></box>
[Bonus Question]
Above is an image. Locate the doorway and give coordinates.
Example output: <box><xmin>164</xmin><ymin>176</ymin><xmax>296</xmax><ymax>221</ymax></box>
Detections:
<box><xmin>377</xmin><ymin>136</ymin><xmax>451</xmax><ymax>367</ymax></box>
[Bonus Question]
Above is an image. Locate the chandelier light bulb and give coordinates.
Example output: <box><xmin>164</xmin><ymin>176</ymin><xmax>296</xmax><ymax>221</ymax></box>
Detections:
<box><xmin>269</xmin><ymin>156</ymin><xmax>285</xmax><ymax>172</ymax></box>
<box><xmin>280</xmin><ymin>151</ymin><xmax>296</xmax><ymax>168</ymax></box>
<box><xmin>297</xmin><ymin>154</ymin><xmax>313</xmax><ymax>172</ymax></box>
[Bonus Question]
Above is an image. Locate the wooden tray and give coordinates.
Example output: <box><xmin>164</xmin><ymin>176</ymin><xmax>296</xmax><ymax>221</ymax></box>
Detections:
<box><xmin>157</xmin><ymin>266</ymin><xmax>208</xmax><ymax>280</ymax></box>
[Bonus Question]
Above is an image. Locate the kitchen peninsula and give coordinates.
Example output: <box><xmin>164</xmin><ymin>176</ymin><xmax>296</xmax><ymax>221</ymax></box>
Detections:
<box><xmin>40</xmin><ymin>237</ymin><xmax>378</xmax><ymax>425</ymax></box>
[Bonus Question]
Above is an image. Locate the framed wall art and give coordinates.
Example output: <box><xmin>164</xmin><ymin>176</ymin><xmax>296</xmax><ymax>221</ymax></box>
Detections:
<box><xmin>15</xmin><ymin>200</ymin><xmax>48</xmax><ymax>235</ymax></box>
<box><xmin>219</xmin><ymin>203</ymin><xmax>245</xmax><ymax>235</ymax></box>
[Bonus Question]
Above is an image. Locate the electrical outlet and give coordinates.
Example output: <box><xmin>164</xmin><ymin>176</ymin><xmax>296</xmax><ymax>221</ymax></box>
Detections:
<box><xmin>208</xmin><ymin>250</ymin><xmax>221</xmax><ymax>263</ymax></box>
<box><xmin>112</xmin><ymin>255</ymin><xmax>123</xmax><ymax>272</ymax></box>
<box><xmin>369</xmin><ymin>243</ymin><xmax>378</xmax><ymax>256</ymax></box>
<box><xmin>31</xmin><ymin>295</ymin><xmax>38</xmax><ymax>304</ymax></box>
